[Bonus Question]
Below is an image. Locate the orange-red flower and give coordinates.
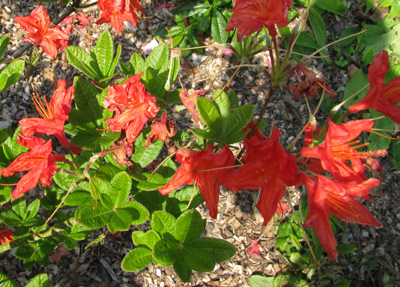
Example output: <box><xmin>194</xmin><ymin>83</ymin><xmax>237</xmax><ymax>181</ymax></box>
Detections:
<box><xmin>158</xmin><ymin>145</ymin><xmax>235</xmax><ymax>219</ymax></box>
<box><xmin>61</xmin><ymin>13</ymin><xmax>94</xmax><ymax>34</ymax></box>
<box><xmin>179</xmin><ymin>88</ymin><xmax>206</xmax><ymax>124</ymax></box>
<box><xmin>0</xmin><ymin>135</ymin><xmax>65</xmax><ymax>199</ymax></box>
<box><xmin>96</xmin><ymin>0</ymin><xmax>145</xmax><ymax>37</ymax></box>
<box><xmin>349</xmin><ymin>50</ymin><xmax>400</xmax><ymax>124</ymax></box>
<box><xmin>220</xmin><ymin>128</ymin><xmax>300</xmax><ymax>225</ymax></box>
<box><xmin>145</xmin><ymin>114</ymin><xmax>177</xmax><ymax>147</ymax></box>
<box><xmin>19</xmin><ymin>80</ymin><xmax>75</xmax><ymax>147</ymax></box>
<box><xmin>226</xmin><ymin>0</ymin><xmax>293</xmax><ymax>40</ymax></box>
<box><xmin>0</xmin><ymin>228</ymin><xmax>14</xmax><ymax>245</ymax></box>
<box><xmin>302</xmin><ymin>174</ymin><xmax>381</xmax><ymax>259</ymax></box>
<box><xmin>103</xmin><ymin>73</ymin><xmax>160</xmax><ymax>143</ymax></box>
<box><xmin>301</xmin><ymin>119</ymin><xmax>388</xmax><ymax>185</ymax></box>
<box><xmin>14</xmin><ymin>5</ymin><xmax>69</xmax><ymax>60</ymax></box>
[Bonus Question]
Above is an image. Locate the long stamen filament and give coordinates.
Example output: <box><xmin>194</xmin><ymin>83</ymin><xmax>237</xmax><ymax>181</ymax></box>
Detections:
<box><xmin>371</xmin><ymin>130</ymin><xmax>400</xmax><ymax>140</ymax></box>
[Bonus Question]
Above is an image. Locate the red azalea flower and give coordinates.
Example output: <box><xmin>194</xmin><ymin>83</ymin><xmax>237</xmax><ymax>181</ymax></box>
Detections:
<box><xmin>96</xmin><ymin>0</ymin><xmax>145</xmax><ymax>37</ymax></box>
<box><xmin>226</xmin><ymin>0</ymin><xmax>293</xmax><ymax>41</ymax></box>
<box><xmin>0</xmin><ymin>135</ymin><xmax>65</xmax><ymax>199</ymax></box>
<box><xmin>349</xmin><ymin>50</ymin><xmax>400</xmax><ymax>124</ymax></box>
<box><xmin>19</xmin><ymin>80</ymin><xmax>75</xmax><ymax>147</ymax></box>
<box><xmin>301</xmin><ymin>119</ymin><xmax>387</xmax><ymax>184</ymax></box>
<box><xmin>220</xmin><ymin>128</ymin><xmax>300</xmax><ymax>225</ymax></box>
<box><xmin>179</xmin><ymin>88</ymin><xmax>206</xmax><ymax>124</ymax></box>
<box><xmin>14</xmin><ymin>5</ymin><xmax>69</xmax><ymax>60</ymax></box>
<box><xmin>0</xmin><ymin>228</ymin><xmax>14</xmax><ymax>245</ymax></box>
<box><xmin>61</xmin><ymin>13</ymin><xmax>94</xmax><ymax>34</ymax></box>
<box><xmin>302</xmin><ymin>174</ymin><xmax>381</xmax><ymax>259</ymax></box>
<box><xmin>103</xmin><ymin>73</ymin><xmax>160</xmax><ymax>143</ymax></box>
<box><xmin>247</xmin><ymin>240</ymin><xmax>261</xmax><ymax>256</ymax></box>
<box><xmin>145</xmin><ymin>114</ymin><xmax>177</xmax><ymax>147</ymax></box>
<box><xmin>158</xmin><ymin>145</ymin><xmax>235</xmax><ymax>219</ymax></box>
<box><xmin>285</xmin><ymin>63</ymin><xmax>336</xmax><ymax>100</ymax></box>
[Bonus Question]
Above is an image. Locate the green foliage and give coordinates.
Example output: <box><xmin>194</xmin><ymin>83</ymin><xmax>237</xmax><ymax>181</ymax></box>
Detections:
<box><xmin>154</xmin><ymin>0</ymin><xmax>233</xmax><ymax>58</ymax></box>
<box><xmin>122</xmin><ymin>209</ymin><xmax>236</xmax><ymax>282</ymax></box>
<box><xmin>0</xmin><ymin>36</ymin><xmax>25</xmax><ymax>94</ymax></box>
<box><xmin>66</xmin><ymin>30</ymin><xmax>120</xmax><ymax>84</ymax></box>
<box><xmin>193</xmin><ymin>90</ymin><xmax>253</xmax><ymax>144</ymax></box>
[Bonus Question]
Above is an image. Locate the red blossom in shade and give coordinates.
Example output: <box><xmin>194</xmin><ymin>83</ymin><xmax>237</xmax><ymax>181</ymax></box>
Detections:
<box><xmin>158</xmin><ymin>145</ymin><xmax>235</xmax><ymax>219</ymax></box>
<box><xmin>103</xmin><ymin>73</ymin><xmax>160</xmax><ymax>143</ymax></box>
<box><xmin>99</xmin><ymin>138</ymin><xmax>133</xmax><ymax>167</ymax></box>
<box><xmin>0</xmin><ymin>228</ymin><xmax>14</xmax><ymax>245</ymax></box>
<box><xmin>145</xmin><ymin>114</ymin><xmax>177</xmax><ymax>147</ymax></box>
<box><xmin>14</xmin><ymin>5</ymin><xmax>69</xmax><ymax>60</ymax></box>
<box><xmin>349</xmin><ymin>50</ymin><xmax>400</xmax><ymax>124</ymax></box>
<box><xmin>285</xmin><ymin>63</ymin><xmax>336</xmax><ymax>100</ymax></box>
<box><xmin>302</xmin><ymin>174</ymin><xmax>381</xmax><ymax>259</ymax></box>
<box><xmin>0</xmin><ymin>135</ymin><xmax>65</xmax><ymax>199</ymax></box>
<box><xmin>220</xmin><ymin>128</ymin><xmax>300</xmax><ymax>225</ymax></box>
<box><xmin>96</xmin><ymin>0</ymin><xmax>145</xmax><ymax>37</ymax></box>
<box><xmin>61</xmin><ymin>13</ymin><xmax>94</xmax><ymax>34</ymax></box>
<box><xmin>19</xmin><ymin>80</ymin><xmax>75</xmax><ymax>147</ymax></box>
<box><xmin>179</xmin><ymin>88</ymin><xmax>206</xmax><ymax>124</ymax></box>
<box><xmin>301</xmin><ymin>119</ymin><xmax>388</xmax><ymax>185</ymax></box>
<box><xmin>226</xmin><ymin>0</ymin><xmax>293</xmax><ymax>41</ymax></box>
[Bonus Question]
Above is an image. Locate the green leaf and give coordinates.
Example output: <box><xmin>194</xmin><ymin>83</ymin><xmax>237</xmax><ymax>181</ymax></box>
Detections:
<box><xmin>211</xmin><ymin>9</ymin><xmax>228</xmax><ymax>44</ymax></box>
<box><xmin>99</xmin><ymin>193</ymin><xmax>114</xmax><ymax>210</ymax></box>
<box><xmin>73</xmin><ymin>76</ymin><xmax>103</xmax><ymax>126</ymax></box>
<box><xmin>151</xmin><ymin>211</ymin><xmax>176</xmax><ymax>236</ymax></box>
<box><xmin>308</xmin><ymin>7</ymin><xmax>326</xmax><ymax>48</ymax></box>
<box><xmin>370</xmin><ymin>25</ymin><xmax>400</xmax><ymax>56</ymax></box>
<box><xmin>197</xmin><ymin>97</ymin><xmax>222</xmax><ymax>135</ymax></box>
<box><xmin>133</xmin><ymin>190</ymin><xmax>166</xmax><ymax>215</ymax></box>
<box><xmin>26</xmin><ymin>274</ymin><xmax>50</xmax><ymax>287</ymax></box>
<box><xmin>313</xmin><ymin>0</ymin><xmax>345</xmax><ymax>14</ymax></box>
<box><xmin>0</xmin><ymin>36</ymin><xmax>9</xmax><ymax>58</ymax></box>
<box><xmin>173</xmin><ymin>253</ymin><xmax>192</xmax><ymax>282</ymax></box>
<box><xmin>175</xmin><ymin>2</ymin><xmax>209</xmax><ymax>18</ymax></box>
<box><xmin>104</xmin><ymin>172</ymin><xmax>131</xmax><ymax>208</ymax></box>
<box><xmin>343</xmin><ymin>69</ymin><xmax>369</xmax><ymax>109</ymax></box>
<box><xmin>12</xmin><ymin>196</ymin><xmax>26</xmax><ymax>220</ymax></box>
<box><xmin>336</xmin><ymin>243</ymin><xmax>357</xmax><ymax>254</ymax></box>
<box><xmin>213</xmin><ymin>90</ymin><xmax>231</xmax><ymax>134</ymax></box>
<box><xmin>198</xmin><ymin>8</ymin><xmax>212</xmax><ymax>33</ymax></box>
<box><xmin>109</xmin><ymin>44</ymin><xmax>121</xmax><ymax>77</ymax></box>
<box><xmin>15</xmin><ymin>244</ymin><xmax>35</xmax><ymax>259</ymax></box>
<box><xmin>129</xmin><ymin>53</ymin><xmax>146</xmax><ymax>74</ymax></box>
<box><xmin>121</xmin><ymin>247</ymin><xmax>152</xmax><ymax>272</ymax></box>
<box><xmin>132</xmin><ymin>231</ymin><xmax>146</xmax><ymax>246</ymax></box>
<box><xmin>152</xmin><ymin>233</ymin><xmax>180</xmax><ymax>266</ymax></box>
<box><xmin>368</xmin><ymin>111</ymin><xmax>393</xmax><ymax>151</ymax></box>
<box><xmin>107</xmin><ymin>208</ymin><xmax>134</xmax><ymax>233</ymax></box>
<box><xmin>0</xmin><ymin>209</ymin><xmax>22</xmax><ymax>226</ymax></box>
<box><xmin>144</xmin><ymin>230</ymin><xmax>161</xmax><ymax>249</ymax></box>
<box><xmin>146</xmin><ymin>44</ymin><xmax>169</xmax><ymax>70</ymax></box>
<box><xmin>78</xmin><ymin>203</ymin><xmax>113</xmax><ymax>229</ymax></box>
<box><xmin>131</xmin><ymin>134</ymin><xmax>164</xmax><ymax>170</ymax></box>
<box><xmin>0</xmin><ymin>272</ymin><xmax>20</xmax><ymax>287</ymax></box>
<box><xmin>0</xmin><ymin>186</ymin><xmax>11</xmax><ymax>205</ymax></box>
<box><xmin>226</xmin><ymin>104</ymin><xmax>254</xmax><ymax>136</ymax></box>
<box><xmin>186</xmin><ymin>237</ymin><xmax>236</xmax><ymax>262</ymax></box>
<box><xmin>182</xmin><ymin>245</ymin><xmax>215</xmax><ymax>272</ymax></box>
<box><xmin>137</xmin><ymin>173</ymin><xmax>166</xmax><ymax>191</ymax></box>
<box><xmin>249</xmin><ymin>275</ymin><xmax>274</xmax><ymax>287</ymax></box>
<box><xmin>26</xmin><ymin>199</ymin><xmax>40</xmax><ymax>220</ymax></box>
<box><xmin>93</xmin><ymin>30</ymin><xmax>113</xmax><ymax>77</ymax></box>
<box><xmin>64</xmin><ymin>191</ymin><xmax>91</xmax><ymax>206</ymax></box>
<box><xmin>0</xmin><ymin>59</ymin><xmax>25</xmax><ymax>91</ymax></box>
<box><xmin>175</xmin><ymin>209</ymin><xmax>204</xmax><ymax>243</ymax></box>
<box><xmin>155</xmin><ymin>25</ymin><xmax>185</xmax><ymax>40</ymax></box>
<box><xmin>65</xmin><ymin>46</ymin><xmax>100</xmax><ymax>80</ymax></box>
<box><xmin>123</xmin><ymin>201</ymin><xmax>149</xmax><ymax>225</ymax></box>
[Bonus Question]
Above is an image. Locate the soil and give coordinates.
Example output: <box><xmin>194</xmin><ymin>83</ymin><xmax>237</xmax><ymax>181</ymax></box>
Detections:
<box><xmin>0</xmin><ymin>0</ymin><xmax>399</xmax><ymax>286</ymax></box>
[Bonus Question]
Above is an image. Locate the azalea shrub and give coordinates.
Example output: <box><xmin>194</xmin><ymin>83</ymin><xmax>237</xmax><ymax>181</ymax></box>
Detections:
<box><xmin>1</xmin><ymin>0</ymin><xmax>400</xmax><ymax>284</ymax></box>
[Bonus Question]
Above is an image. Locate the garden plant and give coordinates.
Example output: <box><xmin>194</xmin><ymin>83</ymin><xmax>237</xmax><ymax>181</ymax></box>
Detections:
<box><xmin>0</xmin><ymin>0</ymin><xmax>400</xmax><ymax>286</ymax></box>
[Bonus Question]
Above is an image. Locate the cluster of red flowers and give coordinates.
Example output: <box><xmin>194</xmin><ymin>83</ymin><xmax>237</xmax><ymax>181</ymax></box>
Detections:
<box><xmin>15</xmin><ymin>1</ymin><xmax>144</xmax><ymax>59</ymax></box>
